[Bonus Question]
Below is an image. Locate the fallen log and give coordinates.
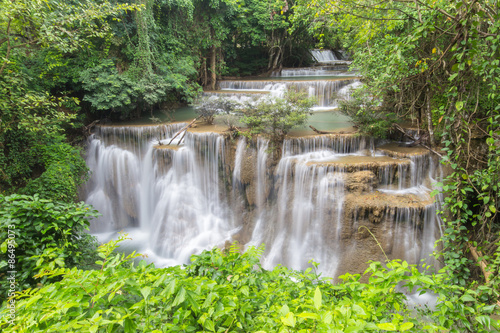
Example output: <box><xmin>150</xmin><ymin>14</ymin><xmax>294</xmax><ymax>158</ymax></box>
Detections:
<box><xmin>309</xmin><ymin>125</ymin><xmax>336</xmax><ymax>134</ymax></box>
<box><xmin>177</xmin><ymin>128</ymin><xmax>188</xmax><ymax>146</ymax></box>
<box><xmin>83</xmin><ymin>120</ymin><xmax>100</xmax><ymax>136</ymax></box>
<box><xmin>168</xmin><ymin>117</ymin><xmax>199</xmax><ymax>145</ymax></box>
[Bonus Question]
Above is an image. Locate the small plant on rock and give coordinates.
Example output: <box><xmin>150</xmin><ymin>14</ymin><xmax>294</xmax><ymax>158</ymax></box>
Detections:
<box><xmin>194</xmin><ymin>97</ymin><xmax>240</xmax><ymax>125</ymax></box>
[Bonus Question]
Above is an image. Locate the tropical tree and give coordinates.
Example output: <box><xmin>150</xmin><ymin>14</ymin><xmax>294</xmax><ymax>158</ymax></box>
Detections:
<box><xmin>238</xmin><ymin>89</ymin><xmax>315</xmax><ymax>150</ymax></box>
<box><xmin>0</xmin><ymin>0</ymin><xmax>138</xmax><ymax>194</ymax></box>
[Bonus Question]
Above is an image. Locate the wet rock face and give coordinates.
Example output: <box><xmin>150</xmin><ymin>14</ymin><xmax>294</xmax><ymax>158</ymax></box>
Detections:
<box><xmin>344</xmin><ymin>171</ymin><xmax>377</xmax><ymax>193</ymax></box>
<box><xmin>240</xmin><ymin>150</ymin><xmax>257</xmax><ymax>185</ymax></box>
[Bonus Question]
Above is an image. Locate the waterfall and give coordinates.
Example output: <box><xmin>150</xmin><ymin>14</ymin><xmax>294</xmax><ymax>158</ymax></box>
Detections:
<box><xmin>258</xmin><ymin>152</ymin><xmax>346</xmax><ymax>276</ymax></box>
<box><xmin>271</xmin><ymin>67</ymin><xmax>356</xmax><ymax>77</ymax></box>
<box><xmin>83</xmin><ymin>54</ymin><xmax>442</xmax><ymax>277</ymax></box>
<box><xmin>232</xmin><ymin>137</ymin><xmax>246</xmax><ymax>190</ymax></box>
<box><xmin>217</xmin><ymin>79</ymin><xmax>357</xmax><ymax>108</ymax></box>
<box><xmin>311</xmin><ymin>49</ymin><xmax>339</xmax><ymax>63</ymax></box>
<box><xmin>84</xmin><ymin>126</ymin><xmax>235</xmax><ymax>265</ymax></box>
<box><xmin>84</xmin><ymin>126</ymin><xmax>442</xmax><ymax>277</ymax></box>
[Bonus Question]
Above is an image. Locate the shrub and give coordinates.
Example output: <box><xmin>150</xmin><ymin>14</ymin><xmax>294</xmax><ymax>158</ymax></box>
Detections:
<box><xmin>338</xmin><ymin>86</ymin><xmax>397</xmax><ymax>138</ymax></box>
<box><xmin>238</xmin><ymin>89</ymin><xmax>315</xmax><ymax>147</ymax></box>
<box><xmin>0</xmin><ymin>194</ymin><xmax>99</xmax><ymax>292</ymax></box>
<box><xmin>2</xmin><ymin>235</ymin><xmax>499</xmax><ymax>332</ymax></box>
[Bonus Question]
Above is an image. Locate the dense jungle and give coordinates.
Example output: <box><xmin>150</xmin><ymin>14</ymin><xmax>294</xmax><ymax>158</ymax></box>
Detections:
<box><xmin>0</xmin><ymin>0</ymin><xmax>499</xmax><ymax>332</ymax></box>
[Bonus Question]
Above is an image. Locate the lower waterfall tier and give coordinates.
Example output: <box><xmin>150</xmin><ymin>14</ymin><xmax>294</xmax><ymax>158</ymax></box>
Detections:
<box><xmin>82</xmin><ymin>125</ymin><xmax>443</xmax><ymax>279</ymax></box>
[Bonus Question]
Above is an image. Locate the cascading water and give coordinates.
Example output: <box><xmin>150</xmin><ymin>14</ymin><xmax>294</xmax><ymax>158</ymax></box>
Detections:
<box><xmin>84</xmin><ymin>126</ymin><xmax>443</xmax><ymax>278</ymax></box>
<box><xmin>83</xmin><ymin>59</ymin><xmax>443</xmax><ymax>278</ymax></box>
<box><xmin>83</xmin><ymin>126</ymin><xmax>237</xmax><ymax>266</ymax></box>
<box><xmin>216</xmin><ymin>79</ymin><xmax>357</xmax><ymax>108</ymax></box>
<box><xmin>271</xmin><ymin>67</ymin><xmax>354</xmax><ymax>77</ymax></box>
<box><xmin>208</xmin><ymin>59</ymin><xmax>360</xmax><ymax>110</ymax></box>
<box><xmin>311</xmin><ymin>49</ymin><xmax>340</xmax><ymax>63</ymax></box>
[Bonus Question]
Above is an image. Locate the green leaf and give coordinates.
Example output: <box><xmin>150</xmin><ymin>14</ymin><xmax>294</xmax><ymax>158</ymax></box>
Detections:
<box><xmin>204</xmin><ymin>319</ymin><xmax>215</xmax><ymax>332</ymax></box>
<box><xmin>173</xmin><ymin>287</ymin><xmax>186</xmax><ymax>307</ymax></box>
<box><xmin>323</xmin><ymin>311</ymin><xmax>333</xmax><ymax>324</ymax></box>
<box><xmin>140</xmin><ymin>286</ymin><xmax>151</xmax><ymax>300</ymax></box>
<box><xmin>399</xmin><ymin>322</ymin><xmax>414</xmax><ymax>331</ymax></box>
<box><xmin>124</xmin><ymin>318</ymin><xmax>137</xmax><ymax>333</ymax></box>
<box><xmin>460</xmin><ymin>294</ymin><xmax>475</xmax><ymax>302</ymax></box>
<box><xmin>297</xmin><ymin>312</ymin><xmax>319</xmax><ymax>320</ymax></box>
<box><xmin>240</xmin><ymin>285</ymin><xmax>249</xmax><ymax>296</ymax></box>
<box><xmin>352</xmin><ymin>304</ymin><xmax>366</xmax><ymax>316</ymax></box>
<box><xmin>418</xmin><ymin>275</ymin><xmax>434</xmax><ymax>285</ymax></box>
<box><xmin>281</xmin><ymin>312</ymin><xmax>296</xmax><ymax>327</ymax></box>
<box><xmin>456</xmin><ymin>101</ymin><xmax>464</xmax><ymax>111</ymax></box>
<box><xmin>279</xmin><ymin>304</ymin><xmax>290</xmax><ymax>316</ymax></box>
<box><xmin>475</xmin><ymin>315</ymin><xmax>491</xmax><ymax>329</ymax></box>
<box><xmin>377</xmin><ymin>323</ymin><xmax>397</xmax><ymax>331</ymax></box>
<box><xmin>489</xmin><ymin>205</ymin><xmax>496</xmax><ymax>214</ymax></box>
<box><xmin>314</xmin><ymin>286</ymin><xmax>322</xmax><ymax>310</ymax></box>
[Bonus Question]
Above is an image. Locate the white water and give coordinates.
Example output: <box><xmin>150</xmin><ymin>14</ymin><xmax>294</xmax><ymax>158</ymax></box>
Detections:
<box><xmin>217</xmin><ymin>79</ymin><xmax>358</xmax><ymax>108</ymax></box>
<box><xmin>84</xmin><ymin>127</ymin><xmax>234</xmax><ymax>265</ymax></box>
<box><xmin>272</xmin><ymin>67</ymin><xmax>355</xmax><ymax>77</ymax></box>
<box><xmin>83</xmin><ymin>53</ymin><xmax>443</xmax><ymax>277</ymax></box>
<box><xmin>84</xmin><ymin>126</ymin><xmax>442</xmax><ymax>277</ymax></box>
<box><xmin>311</xmin><ymin>49</ymin><xmax>339</xmax><ymax>63</ymax></box>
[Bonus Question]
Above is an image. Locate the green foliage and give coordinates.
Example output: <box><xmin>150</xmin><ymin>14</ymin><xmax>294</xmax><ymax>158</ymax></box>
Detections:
<box><xmin>22</xmin><ymin>138</ymin><xmax>89</xmax><ymax>202</ymax></box>
<box><xmin>0</xmin><ymin>122</ymin><xmax>88</xmax><ymax>200</ymax></box>
<box><xmin>1</xmin><ymin>236</ymin><xmax>498</xmax><ymax>332</ymax></box>
<box><xmin>80</xmin><ymin>59</ymin><xmax>138</xmax><ymax>117</ymax></box>
<box><xmin>0</xmin><ymin>0</ymin><xmax>138</xmax><ymax>193</ymax></box>
<box><xmin>238</xmin><ymin>89</ymin><xmax>315</xmax><ymax>147</ymax></box>
<box><xmin>0</xmin><ymin>194</ymin><xmax>99</xmax><ymax>292</ymax></box>
<box><xmin>339</xmin><ymin>87</ymin><xmax>397</xmax><ymax>139</ymax></box>
<box><xmin>225</xmin><ymin>0</ymin><xmax>315</xmax><ymax>71</ymax></box>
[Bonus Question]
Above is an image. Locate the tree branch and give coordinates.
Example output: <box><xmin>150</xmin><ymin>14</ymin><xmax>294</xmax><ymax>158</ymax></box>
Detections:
<box><xmin>392</xmin><ymin>123</ymin><xmax>443</xmax><ymax>157</ymax></box>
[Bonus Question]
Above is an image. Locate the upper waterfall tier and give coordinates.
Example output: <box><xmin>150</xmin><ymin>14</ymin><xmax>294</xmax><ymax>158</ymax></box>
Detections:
<box><xmin>312</xmin><ymin>49</ymin><xmax>339</xmax><ymax>62</ymax></box>
<box><xmin>218</xmin><ymin>79</ymin><xmax>358</xmax><ymax>108</ymax></box>
<box><xmin>272</xmin><ymin>67</ymin><xmax>355</xmax><ymax>77</ymax></box>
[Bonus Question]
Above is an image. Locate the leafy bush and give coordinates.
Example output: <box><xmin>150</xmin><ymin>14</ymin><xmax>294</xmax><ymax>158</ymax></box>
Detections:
<box><xmin>0</xmin><ymin>129</ymin><xmax>88</xmax><ymax>202</ymax></box>
<box><xmin>338</xmin><ymin>86</ymin><xmax>397</xmax><ymax>139</ymax></box>
<box><xmin>238</xmin><ymin>89</ymin><xmax>315</xmax><ymax>147</ymax></box>
<box><xmin>80</xmin><ymin>60</ymin><xmax>138</xmax><ymax>118</ymax></box>
<box><xmin>2</xmin><ymin>235</ymin><xmax>498</xmax><ymax>332</ymax></box>
<box><xmin>0</xmin><ymin>194</ymin><xmax>99</xmax><ymax>292</ymax></box>
<box><xmin>21</xmin><ymin>138</ymin><xmax>89</xmax><ymax>202</ymax></box>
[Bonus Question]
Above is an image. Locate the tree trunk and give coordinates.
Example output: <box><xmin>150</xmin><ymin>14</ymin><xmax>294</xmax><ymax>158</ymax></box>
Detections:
<box><xmin>272</xmin><ymin>47</ymin><xmax>282</xmax><ymax>70</ymax></box>
<box><xmin>268</xmin><ymin>47</ymin><xmax>275</xmax><ymax>69</ymax></box>
<box><xmin>202</xmin><ymin>57</ymin><xmax>208</xmax><ymax>87</ymax></box>
<box><xmin>210</xmin><ymin>44</ymin><xmax>217</xmax><ymax>90</ymax></box>
<box><xmin>426</xmin><ymin>86</ymin><xmax>436</xmax><ymax>147</ymax></box>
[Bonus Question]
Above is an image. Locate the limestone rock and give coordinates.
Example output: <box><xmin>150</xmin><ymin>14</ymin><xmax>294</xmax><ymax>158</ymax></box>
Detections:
<box><xmin>344</xmin><ymin>171</ymin><xmax>377</xmax><ymax>193</ymax></box>
<box><xmin>240</xmin><ymin>150</ymin><xmax>257</xmax><ymax>184</ymax></box>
